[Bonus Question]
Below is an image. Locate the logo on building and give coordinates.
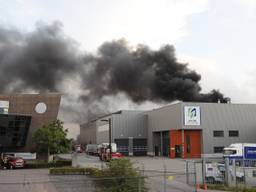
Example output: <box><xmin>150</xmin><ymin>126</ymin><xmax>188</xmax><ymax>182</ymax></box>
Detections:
<box><xmin>184</xmin><ymin>106</ymin><xmax>201</xmax><ymax>125</ymax></box>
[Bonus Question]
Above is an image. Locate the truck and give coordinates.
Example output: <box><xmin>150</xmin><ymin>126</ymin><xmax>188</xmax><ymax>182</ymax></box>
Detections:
<box><xmin>98</xmin><ymin>143</ymin><xmax>123</xmax><ymax>161</ymax></box>
<box><xmin>224</xmin><ymin>143</ymin><xmax>256</xmax><ymax>166</ymax></box>
<box><xmin>86</xmin><ymin>144</ymin><xmax>99</xmax><ymax>156</ymax></box>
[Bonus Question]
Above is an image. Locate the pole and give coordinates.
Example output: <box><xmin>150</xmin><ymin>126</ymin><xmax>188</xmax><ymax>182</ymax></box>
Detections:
<box><xmin>109</xmin><ymin>118</ymin><xmax>112</xmax><ymax>160</ymax></box>
<box><xmin>194</xmin><ymin>161</ymin><xmax>197</xmax><ymax>192</ymax></box>
<box><xmin>202</xmin><ymin>158</ymin><xmax>206</xmax><ymax>185</ymax></box>
<box><xmin>186</xmin><ymin>161</ymin><xmax>189</xmax><ymax>184</ymax></box>
<box><xmin>163</xmin><ymin>162</ymin><xmax>167</xmax><ymax>192</ymax></box>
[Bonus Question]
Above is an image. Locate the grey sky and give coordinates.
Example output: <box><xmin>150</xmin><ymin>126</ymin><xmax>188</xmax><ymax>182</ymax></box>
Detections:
<box><xmin>0</xmin><ymin>0</ymin><xmax>255</xmax><ymax>104</ymax></box>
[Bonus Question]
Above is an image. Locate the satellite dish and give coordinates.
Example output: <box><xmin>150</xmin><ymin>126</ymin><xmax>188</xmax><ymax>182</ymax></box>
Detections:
<box><xmin>35</xmin><ymin>102</ymin><xmax>47</xmax><ymax>114</ymax></box>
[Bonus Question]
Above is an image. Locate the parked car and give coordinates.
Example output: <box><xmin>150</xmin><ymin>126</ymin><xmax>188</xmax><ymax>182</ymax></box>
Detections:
<box><xmin>205</xmin><ymin>163</ymin><xmax>244</xmax><ymax>183</ymax></box>
<box><xmin>1</xmin><ymin>156</ymin><xmax>25</xmax><ymax>169</ymax></box>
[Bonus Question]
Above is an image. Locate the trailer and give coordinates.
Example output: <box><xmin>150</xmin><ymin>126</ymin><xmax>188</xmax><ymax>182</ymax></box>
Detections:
<box><xmin>224</xmin><ymin>143</ymin><xmax>256</xmax><ymax>167</ymax></box>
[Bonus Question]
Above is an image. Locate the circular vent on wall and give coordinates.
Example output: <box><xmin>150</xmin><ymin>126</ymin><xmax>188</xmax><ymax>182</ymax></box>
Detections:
<box><xmin>35</xmin><ymin>102</ymin><xmax>47</xmax><ymax>114</ymax></box>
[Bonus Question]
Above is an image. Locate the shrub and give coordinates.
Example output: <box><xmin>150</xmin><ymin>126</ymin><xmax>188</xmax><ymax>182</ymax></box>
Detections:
<box><xmin>49</xmin><ymin>167</ymin><xmax>101</xmax><ymax>175</ymax></box>
<box><xmin>92</xmin><ymin>158</ymin><xmax>147</xmax><ymax>192</ymax></box>
<box><xmin>25</xmin><ymin>160</ymin><xmax>71</xmax><ymax>169</ymax></box>
<box><xmin>50</xmin><ymin>167</ymin><xmax>87</xmax><ymax>175</ymax></box>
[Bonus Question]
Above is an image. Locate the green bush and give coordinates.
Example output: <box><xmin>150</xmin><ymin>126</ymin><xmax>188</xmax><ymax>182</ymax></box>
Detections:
<box><xmin>92</xmin><ymin>158</ymin><xmax>147</xmax><ymax>192</ymax></box>
<box><xmin>85</xmin><ymin>167</ymin><xmax>101</xmax><ymax>176</ymax></box>
<box><xmin>207</xmin><ymin>184</ymin><xmax>256</xmax><ymax>192</ymax></box>
<box><xmin>25</xmin><ymin>160</ymin><xmax>71</xmax><ymax>169</ymax></box>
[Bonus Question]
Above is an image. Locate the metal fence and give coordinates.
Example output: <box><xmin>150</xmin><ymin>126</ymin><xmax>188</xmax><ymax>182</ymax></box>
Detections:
<box><xmin>186</xmin><ymin>157</ymin><xmax>256</xmax><ymax>190</ymax></box>
<box><xmin>0</xmin><ymin>167</ymin><xmax>196</xmax><ymax>192</ymax></box>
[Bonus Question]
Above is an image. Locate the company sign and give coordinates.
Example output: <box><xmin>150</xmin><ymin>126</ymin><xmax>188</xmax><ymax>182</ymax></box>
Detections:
<box><xmin>184</xmin><ymin>106</ymin><xmax>201</xmax><ymax>125</ymax></box>
<box><xmin>0</xmin><ymin>100</ymin><xmax>9</xmax><ymax>114</ymax></box>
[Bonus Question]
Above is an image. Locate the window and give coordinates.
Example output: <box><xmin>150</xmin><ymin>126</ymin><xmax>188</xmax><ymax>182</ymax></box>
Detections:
<box><xmin>213</xmin><ymin>130</ymin><xmax>224</xmax><ymax>137</ymax></box>
<box><xmin>0</xmin><ymin>127</ymin><xmax>6</xmax><ymax>136</ymax></box>
<box><xmin>229</xmin><ymin>130</ymin><xmax>239</xmax><ymax>137</ymax></box>
<box><xmin>214</xmin><ymin>146</ymin><xmax>224</xmax><ymax>153</ymax></box>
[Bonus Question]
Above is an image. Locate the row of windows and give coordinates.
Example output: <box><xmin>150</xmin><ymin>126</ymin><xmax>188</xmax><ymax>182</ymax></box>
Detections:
<box><xmin>213</xmin><ymin>130</ymin><xmax>239</xmax><ymax>137</ymax></box>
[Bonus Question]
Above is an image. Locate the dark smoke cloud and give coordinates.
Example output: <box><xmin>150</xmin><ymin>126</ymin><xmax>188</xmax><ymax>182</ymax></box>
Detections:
<box><xmin>0</xmin><ymin>22</ymin><xmax>229</xmax><ymax>122</ymax></box>
<box><xmin>81</xmin><ymin>40</ymin><xmax>229</xmax><ymax>103</ymax></box>
<box><xmin>0</xmin><ymin>22</ymin><xmax>81</xmax><ymax>92</ymax></box>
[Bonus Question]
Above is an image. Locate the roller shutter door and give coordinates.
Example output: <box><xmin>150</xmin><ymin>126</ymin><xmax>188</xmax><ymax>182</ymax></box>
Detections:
<box><xmin>115</xmin><ymin>139</ymin><xmax>129</xmax><ymax>156</ymax></box>
<box><xmin>133</xmin><ymin>139</ymin><xmax>147</xmax><ymax>156</ymax></box>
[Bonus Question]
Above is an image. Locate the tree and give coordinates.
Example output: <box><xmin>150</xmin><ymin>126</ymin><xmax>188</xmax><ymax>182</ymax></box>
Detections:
<box><xmin>93</xmin><ymin>158</ymin><xmax>147</xmax><ymax>192</ymax></box>
<box><xmin>32</xmin><ymin>120</ymin><xmax>71</xmax><ymax>158</ymax></box>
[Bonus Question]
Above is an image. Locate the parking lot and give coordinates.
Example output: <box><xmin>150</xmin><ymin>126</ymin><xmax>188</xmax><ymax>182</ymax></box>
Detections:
<box><xmin>0</xmin><ymin>155</ymin><xmax>208</xmax><ymax>192</ymax></box>
<box><xmin>74</xmin><ymin>154</ymin><xmax>197</xmax><ymax>192</ymax></box>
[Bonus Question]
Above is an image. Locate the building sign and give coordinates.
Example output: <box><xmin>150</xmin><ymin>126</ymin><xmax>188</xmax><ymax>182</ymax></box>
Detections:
<box><xmin>184</xmin><ymin>106</ymin><xmax>201</xmax><ymax>125</ymax></box>
<box><xmin>0</xmin><ymin>100</ymin><xmax>9</xmax><ymax>114</ymax></box>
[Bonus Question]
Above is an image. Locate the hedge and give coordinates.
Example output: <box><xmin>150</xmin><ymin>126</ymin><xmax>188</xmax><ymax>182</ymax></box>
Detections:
<box><xmin>25</xmin><ymin>160</ymin><xmax>72</xmax><ymax>169</ymax></box>
<box><xmin>49</xmin><ymin>167</ymin><xmax>100</xmax><ymax>175</ymax></box>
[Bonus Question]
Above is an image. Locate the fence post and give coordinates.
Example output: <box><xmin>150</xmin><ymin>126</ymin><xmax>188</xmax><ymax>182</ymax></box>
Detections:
<box><xmin>194</xmin><ymin>161</ymin><xmax>197</xmax><ymax>192</ymax></box>
<box><xmin>243</xmin><ymin>159</ymin><xmax>246</xmax><ymax>187</ymax></box>
<box><xmin>138</xmin><ymin>176</ymin><xmax>141</xmax><ymax>192</ymax></box>
<box><xmin>202</xmin><ymin>158</ymin><xmax>206</xmax><ymax>185</ymax></box>
<box><xmin>225</xmin><ymin>157</ymin><xmax>232</xmax><ymax>187</ymax></box>
<box><xmin>163</xmin><ymin>163</ymin><xmax>167</xmax><ymax>192</ymax></box>
<box><xmin>186</xmin><ymin>161</ymin><xmax>189</xmax><ymax>184</ymax></box>
<box><xmin>233</xmin><ymin>159</ymin><xmax>237</xmax><ymax>187</ymax></box>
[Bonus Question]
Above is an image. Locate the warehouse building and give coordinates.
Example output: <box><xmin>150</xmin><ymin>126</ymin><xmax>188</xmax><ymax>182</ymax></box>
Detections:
<box><xmin>0</xmin><ymin>93</ymin><xmax>61</xmax><ymax>152</ymax></box>
<box><xmin>80</xmin><ymin>110</ymin><xmax>147</xmax><ymax>156</ymax></box>
<box><xmin>80</xmin><ymin>102</ymin><xmax>256</xmax><ymax>158</ymax></box>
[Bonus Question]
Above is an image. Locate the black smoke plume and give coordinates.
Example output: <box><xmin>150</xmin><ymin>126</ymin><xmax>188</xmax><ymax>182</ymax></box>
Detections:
<box><xmin>0</xmin><ymin>22</ymin><xmax>229</xmax><ymax>122</ymax></box>
<box><xmin>81</xmin><ymin>39</ymin><xmax>228</xmax><ymax>103</ymax></box>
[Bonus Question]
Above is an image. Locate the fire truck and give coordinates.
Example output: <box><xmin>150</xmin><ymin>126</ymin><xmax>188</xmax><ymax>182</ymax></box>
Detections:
<box><xmin>98</xmin><ymin>143</ymin><xmax>123</xmax><ymax>161</ymax></box>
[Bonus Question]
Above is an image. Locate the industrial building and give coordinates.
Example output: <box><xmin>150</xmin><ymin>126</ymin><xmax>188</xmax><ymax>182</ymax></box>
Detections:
<box><xmin>80</xmin><ymin>102</ymin><xmax>256</xmax><ymax>158</ymax></box>
<box><xmin>80</xmin><ymin>110</ymin><xmax>147</xmax><ymax>156</ymax></box>
<box><xmin>0</xmin><ymin>93</ymin><xmax>61</xmax><ymax>152</ymax></box>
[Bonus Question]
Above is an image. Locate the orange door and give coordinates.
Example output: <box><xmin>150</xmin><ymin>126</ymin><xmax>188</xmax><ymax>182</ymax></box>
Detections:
<box><xmin>169</xmin><ymin>130</ymin><xmax>182</xmax><ymax>158</ymax></box>
<box><xmin>170</xmin><ymin>130</ymin><xmax>201</xmax><ymax>158</ymax></box>
<box><xmin>184</xmin><ymin>130</ymin><xmax>201</xmax><ymax>158</ymax></box>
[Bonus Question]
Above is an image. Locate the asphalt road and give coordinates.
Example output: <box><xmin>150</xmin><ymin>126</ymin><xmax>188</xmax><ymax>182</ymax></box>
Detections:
<box><xmin>0</xmin><ymin>155</ymin><xmax>224</xmax><ymax>192</ymax></box>
<box><xmin>0</xmin><ymin>169</ymin><xmax>92</xmax><ymax>192</ymax></box>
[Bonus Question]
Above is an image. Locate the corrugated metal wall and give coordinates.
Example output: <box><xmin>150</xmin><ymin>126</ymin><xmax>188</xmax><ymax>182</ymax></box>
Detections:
<box><xmin>146</xmin><ymin>103</ymin><xmax>182</xmax><ymax>154</ymax></box>
<box><xmin>181</xmin><ymin>102</ymin><xmax>256</xmax><ymax>154</ymax></box>
<box><xmin>112</xmin><ymin>111</ymin><xmax>147</xmax><ymax>139</ymax></box>
<box><xmin>96</xmin><ymin>115</ymin><xmax>111</xmax><ymax>144</ymax></box>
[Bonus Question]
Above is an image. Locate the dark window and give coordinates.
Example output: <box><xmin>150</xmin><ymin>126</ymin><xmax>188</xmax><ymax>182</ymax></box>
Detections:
<box><xmin>214</xmin><ymin>146</ymin><xmax>224</xmax><ymax>153</ymax></box>
<box><xmin>0</xmin><ymin>127</ymin><xmax>6</xmax><ymax>136</ymax></box>
<box><xmin>0</xmin><ymin>114</ymin><xmax>31</xmax><ymax>147</ymax></box>
<box><xmin>213</xmin><ymin>130</ymin><xmax>224</xmax><ymax>137</ymax></box>
<box><xmin>229</xmin><ymin>130</ymin><xmax>239</xmax><ymax>137</ymax></box>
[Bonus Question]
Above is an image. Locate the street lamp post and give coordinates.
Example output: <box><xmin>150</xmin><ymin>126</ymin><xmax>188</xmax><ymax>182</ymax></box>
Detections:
<box><xmin>101</xmin><ymin>118</ymin><xmax>112</xmax><ymax>160</ymax></box>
